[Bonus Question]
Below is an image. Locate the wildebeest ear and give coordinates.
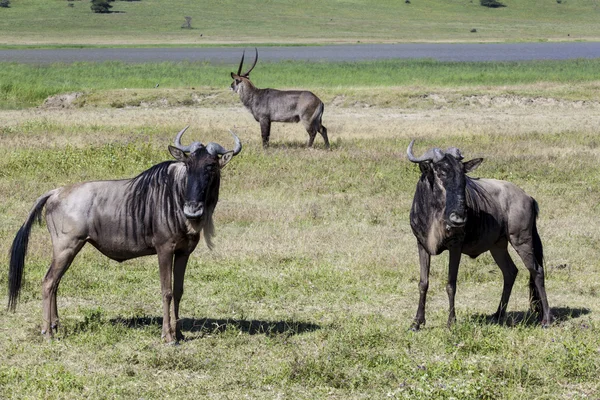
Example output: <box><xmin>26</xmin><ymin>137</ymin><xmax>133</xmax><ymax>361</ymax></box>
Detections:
<box><xmin>230</xmin><ymin>72</ymin><xmax>238</xmax><ymax>80</ymax></box>
<box><xmin>219</xmin><ymin>151</ymin><xmax>234</xmax><ymax>168</ymax></box>
<box><xmin>168</xmin><ymin>145</ymin><xmax>188</xmax><ymax>161</ymax></box>
<box><xmin>463</xmin><ymin>158</ymin><xmax>483</xmax><ymax>173</ymax></box>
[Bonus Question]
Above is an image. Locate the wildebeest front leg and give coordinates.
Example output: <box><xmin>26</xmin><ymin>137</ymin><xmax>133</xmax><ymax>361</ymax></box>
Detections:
<box><xmin>489</xmin><ymin>246</ymin><xmax>519</xmax><ymax>323</ymax></box>
<box><xmin>157</xmin><ymin>248</ymin><xmax>177</xmax><ymax>343</ymax></box>
<box><xmin>412</xmin><ymin>243</ymin><xmax>431</xmax><ymax>330</ymax></box>
<box><xmin>260</xmin><ymin>118</ymin><xmax>271</xmax><ymax>148</ymax></box>
<box><xmin>446</xmin><ymin>248</ymin><xmax>462</xmax><ymax>328</ymax></box>
<box><xmin>172</xmin><ymin>251</ymin><xmax>190</xmax><ymax>341</ymax></box>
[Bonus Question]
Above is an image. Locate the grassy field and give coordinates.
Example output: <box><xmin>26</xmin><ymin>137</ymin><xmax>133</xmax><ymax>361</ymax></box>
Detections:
<box><xmin>0</xmin><ymin>59</ymin><xmax>600</xmax><ymax>398</ymax></box>
<box><xmin>1</xmin><ymin>0</ymin><xmax>600</xmax><ymax>45</ymax></box>
<box><xmin>4</xmin><ymin>58</ymin><xmax>600</xmax><ymax>109</ymax></box>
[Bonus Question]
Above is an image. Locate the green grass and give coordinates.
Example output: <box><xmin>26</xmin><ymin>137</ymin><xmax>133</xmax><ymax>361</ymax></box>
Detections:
<box><xmin>1</xmin><ymin>59</ymin><xmax>600</xmax><ymax>398</ymax></box>
<box><xmin>1</xmin><ymin>125</ymin><xmax>599</xmax><ymax>398</ymax></box>
<box><xmin>3</xmin><ymin>58</ymin><xmax>600</xmax><ymax>108</ymax></box>
<box><xmin>1</xmin><ymin>0</ymin><xmax>600</xmax><ymax>45</ymax></box>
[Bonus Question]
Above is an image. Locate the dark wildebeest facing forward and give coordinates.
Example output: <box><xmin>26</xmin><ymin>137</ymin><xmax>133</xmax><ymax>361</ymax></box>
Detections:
<box><xmin>230</xmin><ymin>48</ymin><xmax>330</xmax><ymax>149</ymax></box>
<box><xmin>407</xmin><ymin>140</ymin><xmax>551</xmax><ymax>329</ymax></box>
<box><xmin>8</xmin><ymin>128</ymin><xmax>242</xmax><ymax>343</ymax></box>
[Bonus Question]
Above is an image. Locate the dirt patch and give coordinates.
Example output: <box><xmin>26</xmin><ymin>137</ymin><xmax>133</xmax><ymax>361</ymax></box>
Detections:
<box><xmin>446</xmin><ymin>94</ymin><xmax>600</xmax><ymax>109</ymax></box>
<box><xmin>41</xmin><ymin>92</ymin><xmax>84</xmax><ymax>109</ymax></box>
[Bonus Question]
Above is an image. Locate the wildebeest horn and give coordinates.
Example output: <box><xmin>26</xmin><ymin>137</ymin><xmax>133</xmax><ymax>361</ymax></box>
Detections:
<box><xmin>243</xmin><ymin>48</ymin><xmax>258</xmax><ymax>77</ymax></box>
<box><xmin>446</xmin><ymin>147</ymin><xmax>464</xmax><ymax>160</ymax></box>
<box><xmin>206</xmin><ymin>130</ymin><xmax>243</xmax><ymax>157</ymax></box>
<box><xmin>237</xmin><ymin>50</ymin><xmax>245</xmax><ymax>76</ymax></box>
<box><xmin>406</xmin><ymin>140</ymin><xmax>445</xmax><ymax>163</ymax></box>
<box><xmin>174</xmin><ymin>126</ymin><xmax>203</xmax><ymax>153</ymax></box>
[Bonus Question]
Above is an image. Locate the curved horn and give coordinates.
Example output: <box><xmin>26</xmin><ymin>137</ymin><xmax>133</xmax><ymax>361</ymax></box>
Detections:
<box><xmin>205</xmin><ymin>130</ymin><xmax>243</xmax><ymax>157</ymax></box>
<box><xmin>173</xmin><ymin>126</ymin><xmax>192</xmax><ymax>152</ymax></box>
<box><xmin>243</xmin><ymin>48</ymin><xmax>258</xmax><ymax>77</ymax></box>
<box><xmin>406</xmin><ymin>140</ymin><xmax>444</xmax><ymax>163</ymax></box>
<box><xmin>236</xmin><ymin>50</ymin><xmax>245</xmax><ymax>76</ymax></box>
<box><xmin>445</xmin><ymin>147</ymin><xmax>464</xmax><ymax>160</ymax></box>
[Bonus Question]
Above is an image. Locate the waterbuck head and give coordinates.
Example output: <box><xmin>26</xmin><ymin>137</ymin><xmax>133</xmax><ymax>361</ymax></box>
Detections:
<box><xmin>168</xmin><ymin>127</ymin><xmax>242</xmax><ymax>220</ymax></box>
<box><xmin>407</xmin><ymin>140</ymin><xmax>483</xmax><ymax>229</ymax></box>
<box><xmin>230</xmin><ymin>48</ymin><xmax>258</xmax><ymax>93</ymax></box>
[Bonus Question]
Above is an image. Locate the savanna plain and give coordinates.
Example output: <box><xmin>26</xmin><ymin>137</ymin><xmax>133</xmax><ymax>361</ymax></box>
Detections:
<box><xmin>2</xmin><ymin>1</ymin><xmax>600</xmax><ymax>397</ymax></box>
<box><xmin>0</xmin><ymin>58</ymin><xmax>599</xmax><ymax>399</ymax></box>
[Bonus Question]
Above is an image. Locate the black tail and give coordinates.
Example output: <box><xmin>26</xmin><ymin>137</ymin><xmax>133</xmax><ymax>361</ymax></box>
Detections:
<box><xmin>532</xmin><ymin>199</ymin><xmax>544</xmax><ymax>267</ymax></box>
<box><xmin>8</xmin><ymin>191</ymin><xmax>53</xmax><ymax>311</ymax></box>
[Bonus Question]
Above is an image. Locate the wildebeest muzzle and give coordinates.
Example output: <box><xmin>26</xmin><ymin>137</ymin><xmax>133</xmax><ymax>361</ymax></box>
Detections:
<box><xmin>184</xmin><ymin>201</ymin><xmax>204</xmax><ymax>219</ymax></box>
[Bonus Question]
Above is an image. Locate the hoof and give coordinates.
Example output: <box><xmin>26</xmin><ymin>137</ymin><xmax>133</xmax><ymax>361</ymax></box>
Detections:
<box><xmin>410</xmin><ymin>320</ymin><xmax>424</xmax><ymax>331</ymax></box>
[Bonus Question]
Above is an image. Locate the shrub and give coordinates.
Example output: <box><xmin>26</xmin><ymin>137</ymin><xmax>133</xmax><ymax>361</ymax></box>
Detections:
<box><xmin>91</xmin><ymin>0</ymin><xmax>112</xmax><ymax>13</ymax></box>
<box><xmin>0</xmin><ymin>0</ymin><xmax>11</xmax><ymax>8</ymax></box>
<box><xmin>480</xmin><ymin>0</ymin><xmax>506</xmax><ymax>7</ymax></box>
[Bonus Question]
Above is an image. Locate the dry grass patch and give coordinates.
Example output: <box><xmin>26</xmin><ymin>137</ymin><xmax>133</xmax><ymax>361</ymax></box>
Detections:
<box><xmin>1</xmin><ymin>93</ymin><xmax>599</xmax><ymax>398</ymax></box>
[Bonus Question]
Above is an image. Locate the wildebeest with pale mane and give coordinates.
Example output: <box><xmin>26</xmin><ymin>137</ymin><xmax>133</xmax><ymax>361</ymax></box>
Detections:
<box><xmin>8</xmin><ymin>127</ymin><xmax>242</xmax><ymax>343</ymax></box>
<box><xmin>230</xmin><ymin>48</ymin><xmax>330</xmax><ymax>149</ymax></box>
<box><xmin>407</xmin><ymin>140</ymin><xmax>551</xmax><ymax>330</ymax></box>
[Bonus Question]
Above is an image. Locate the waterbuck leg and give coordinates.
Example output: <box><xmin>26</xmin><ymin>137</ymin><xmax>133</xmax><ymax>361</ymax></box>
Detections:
<box><xmin>489</xmin><ymin>245</ymin><xmax>518</xmax><ymax>323</ymax></box>
<box><xmin>513</xmin><ymin>242</ymin><xmax>552</xmax><ymax>326</ymax></box>
<box><xmin>42</xmin><ymin>239</ymin><xmax>85</xmax><ymax>338</ymax></box>
<box><xmin>412</xmin><ymin>243</ymin><xmax>430</xmax><ymax>331</ymax></box>
<box><xmin>259</xmin><ymin>118</ymin><xmax>271</xmax><ymax>148</ymax></box>
<box><xmin>319</xmin><ymin>125</ymin><xmax>330</xmax><ymax>150</ymax></box>
<box><xmin>446</xmin><ymin>247</ymin><xmax>462</xmax><ymax>328</ymax></box>
<box><xmin>157</xmin><ymin>247</ymin><xmax>177</xmax><ymax>343</ymax></box>
<box><xmin>306</xmin><ymin>128</ymin><xmax>318</xmax><ymax>148</ymax></box>
<box><xmin>172</xmin><ymin>251</ymin><xmax>190</xmax><ymax>341</ymax></box>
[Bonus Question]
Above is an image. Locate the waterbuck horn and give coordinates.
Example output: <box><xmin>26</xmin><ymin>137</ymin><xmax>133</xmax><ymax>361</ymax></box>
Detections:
<box><xmin>243</xmin><ymin>48</ymin><xmax>259</xmax><ymax>77</ymax></box>
<box><xmin>406</xmin><ymin>140</ymin><xmax>445</xmax><ymax>163</ymax></box>
<box><xmin>237</xmin><ymin>50</ymin><xmax>245</xmax><ymax>76</ymax></box>
<box><xmin>174</xmin><ymin>126</ymin><xmax>203</xmax><ymax>153</ymax></box>
<box><xmin>206</xmin><ymin>130</ymin><xmax>243</xmax><ymax>157</ymax></box>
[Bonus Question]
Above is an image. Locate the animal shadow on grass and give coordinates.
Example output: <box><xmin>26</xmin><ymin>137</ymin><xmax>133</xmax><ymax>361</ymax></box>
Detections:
<box><xmin>111</xmin><ymin>316</ymin><xmax>320</xmax><ymax>339</ymax></box>
<box><xmin>267</xmin><ymin>141</ymin><xmax>331</xmax><ymax>150</ymax></box>
<box><xmin>468</xmin><ymin>306</ymin><xmax>591</xmax><ymax>327</ymax></box>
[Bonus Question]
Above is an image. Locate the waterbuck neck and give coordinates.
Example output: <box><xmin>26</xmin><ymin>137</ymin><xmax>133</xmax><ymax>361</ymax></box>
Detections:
<box><xmin>237</xmin><ymin>80</ymin><xmax>259</xmax><ymax>108</ymax></box>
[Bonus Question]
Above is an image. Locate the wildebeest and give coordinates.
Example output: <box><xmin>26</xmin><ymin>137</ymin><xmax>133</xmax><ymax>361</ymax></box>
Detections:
<box><xmin>407</xmin><ymin>140</ymin><xmax>551</xmax><ymax>329</ymax></box>
<box><xmin>8</xmin><ymin>127</ymin><xmax>242</xmax><ymax>343</ymax></box>
<box><xmin>230</xmin><ymin>48</ymin><xmax>330</xmax><ymax>149</ymax></box>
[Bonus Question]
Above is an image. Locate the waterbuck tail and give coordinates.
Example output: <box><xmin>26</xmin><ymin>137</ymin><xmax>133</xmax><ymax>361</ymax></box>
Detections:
<box><xmin>532</xmin><ymin>199</ymin><xmax>544</xmax><ymax>267</ymax></box>
<box><xmin>314</xmin><ymin>102</ymin><xmax>324</xmax><ymax>128</ymax></box>
<box><xmin>8</xmin><ymin>190</ymin><xmax>55</xmax><ymax>311</ymax></box>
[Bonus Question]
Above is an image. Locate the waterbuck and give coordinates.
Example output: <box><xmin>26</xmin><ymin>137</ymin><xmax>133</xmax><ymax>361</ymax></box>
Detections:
<box><xmin>230</xmin><ymin>48</ymin><xmax>330</xmax><ymax>149</ymax></box>
<box><xmin>407</xmin><ymin>140</ymin><xmax>551</xmax><ymax>330</ymax></box>
<box><xmin>8</xmin><ymin>127</ymin><xmax>242</xmax><ymax>343</ymax></box>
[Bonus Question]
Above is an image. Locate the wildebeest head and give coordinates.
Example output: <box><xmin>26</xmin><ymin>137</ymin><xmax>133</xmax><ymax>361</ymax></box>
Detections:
<box><xmin>230</xmin><ymin>48</ymin><xmax>258</xmax><ymax>93</ymax></box>
<box><xmin>168</xmin><ymin>127</ymin><xmax>242</xmax><ymax>220</ymax></box>
<box><xmin>407</xmin><ymin>140</ymin><xmax>483</xmax><ymax>228</ymax></box>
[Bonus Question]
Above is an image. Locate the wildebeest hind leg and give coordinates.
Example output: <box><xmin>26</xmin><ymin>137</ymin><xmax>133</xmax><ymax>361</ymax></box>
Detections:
<box><xmin>489</xmin><ymin>246</ymin><xmax>518</xmax><ymax>323</ymax></box>
<box><xmin>42</xmin><ymin>239</ymin><xmax>85</xmax><ymax>338</ymax></box>
<box><xmin>513</xmin><ymin>242</ymin><xmax>551</xmax><ymax>326</ymax></box>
